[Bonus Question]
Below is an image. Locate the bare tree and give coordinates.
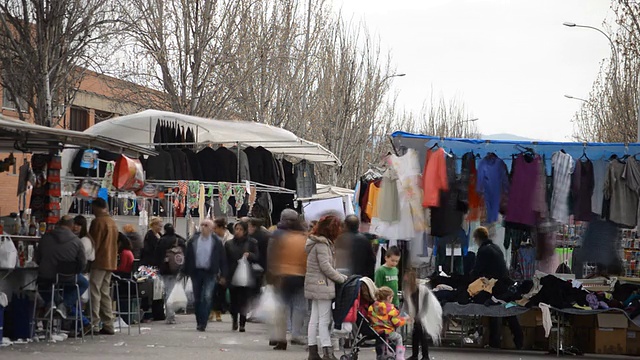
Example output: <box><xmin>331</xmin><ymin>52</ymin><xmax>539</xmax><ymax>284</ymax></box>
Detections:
<box><xmin>111</xmin><ymin>0</ymin><xmax>456</xmax><ymax>187</ymax></box>
<box><xmin>115</xmin><ymin>0</ymin><xmax>260</xmax><ymax>118</ymax></box>
<box><xmin>573</xmin><ymin>0</ymin><xmax>640</xmax><ymax>143</ymax></box>
<box><xmin>0</xmin><ymin>0</ymin><xmax>119</xmax><ymax>126</ymax></box>
<box><xmin>394</xmin><ymin>92</ymin><xmax>480</xmax><ymax>139</ymax></box>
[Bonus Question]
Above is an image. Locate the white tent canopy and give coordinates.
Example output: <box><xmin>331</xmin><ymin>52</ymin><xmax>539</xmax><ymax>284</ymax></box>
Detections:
<box><xmin>80</xmin><ymin>110</ymin><xmax>341</xmax><ymax>165</ymax></box>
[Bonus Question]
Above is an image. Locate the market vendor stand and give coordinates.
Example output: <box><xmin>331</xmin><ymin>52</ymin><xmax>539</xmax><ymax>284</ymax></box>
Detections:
<box><xmin>55</xmin><ymin>110</ymin><xmax>342</xmax><ymax>322</ymax></box>
<box><xmin>60</xmin><ymin>110</ymin><xmax>341</xmax><ymax>239</ymax></box>
<box><xmin>0</xmin><ymin>114</ymin><xmax>155</xmax><ymax>342</ymax></box>
<box><xmin>350</xmin><ymin>131</ymin><xmax>640</xmax><ymax>356</ymax></box>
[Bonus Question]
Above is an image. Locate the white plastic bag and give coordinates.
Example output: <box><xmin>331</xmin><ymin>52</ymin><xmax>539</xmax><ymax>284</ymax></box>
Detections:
<box><xmin>254</xmin><ymin>285</ymin><xmax>279</xmax><ymax>324</ymax></box>
<box><xmin>166</xmin><ymin>282</ymin><xmax>188</xmax><ymax>311</ymax></box>
<box><xmin>231</xmin><ymin>258</ymin><xmax>255</xmax><ymax>287</ymax></box>
<box><xmin>81</xmin><ymin>288</ymin><xmax>89</xmax><ymax>303</ymax></box>
<box><xmin>0</xmin><ymin>236</ymin><xmax>17</xmax><ymax>269</ymax></box>
<box><xmin>185</xmin><ymin>278</ymin><xmax>194</xmax><ymax>305</ymax></box>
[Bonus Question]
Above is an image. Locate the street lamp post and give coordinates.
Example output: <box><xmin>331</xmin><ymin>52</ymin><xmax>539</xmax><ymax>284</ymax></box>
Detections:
<box><xmin>564</xmin><ymin>94</ymin><xmax>589</xmax><ymax>103</ymax></box>
<box><xmin>456</xmin><ymin>118</ymin><xmax>478</xmax><ymax>137</ymax></box>
<box><xmin>563</xmin><ymin>22</ymin><xmax>638</xmax><ymax>142</ymax></box>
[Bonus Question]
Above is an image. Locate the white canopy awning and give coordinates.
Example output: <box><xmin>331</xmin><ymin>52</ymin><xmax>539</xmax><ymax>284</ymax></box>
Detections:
<box><xmin>81</xmin><ymin>110</ymin><xmax>341</xmax><ymax>165</ymax></box>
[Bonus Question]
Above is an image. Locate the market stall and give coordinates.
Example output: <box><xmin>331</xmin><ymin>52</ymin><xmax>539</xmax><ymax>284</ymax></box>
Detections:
<box><xmin>60</xmin><ymin>110</ymin><xmax>341</xmax><ymax>237</ymax></box>
<box><xmin>0</xmin><ymin>114</ymin><xmax>155</xmax><ymax>342</ymax></box>
<box><xmin>351</xmin><ymin>131</ymin><xmax>640</xmax><ymax>355</ymax></box>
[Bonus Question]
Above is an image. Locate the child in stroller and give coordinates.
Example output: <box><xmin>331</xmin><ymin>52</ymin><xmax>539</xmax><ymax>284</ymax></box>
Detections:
<box><xmin>368</xmin><ymin>287</ymin><xmax>407</xmax><ymax>360</ymax></box>
<box><xmin>335</xmin><ymin>277</ymin><xmax>400</xmax><ymax>360</ymax></box>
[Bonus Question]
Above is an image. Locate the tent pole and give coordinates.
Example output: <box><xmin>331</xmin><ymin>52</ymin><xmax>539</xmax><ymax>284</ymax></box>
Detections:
<box><xmin>388</xmin><ymin>135</ymin><xmax>399</xmax><ymax>156</ymax></box>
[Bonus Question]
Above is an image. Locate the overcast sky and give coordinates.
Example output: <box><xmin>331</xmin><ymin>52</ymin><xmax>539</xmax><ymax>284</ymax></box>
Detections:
<box><xmin>335</xmin><ymin>0</ymin><xmax>614</xmax><ymax>141</ymax></box>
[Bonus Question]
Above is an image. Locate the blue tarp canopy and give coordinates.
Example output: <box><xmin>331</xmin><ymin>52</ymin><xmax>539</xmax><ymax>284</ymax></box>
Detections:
<box><xmin>391</xmin><ymin>131</ymin><xmax>640</xmax><ymax>172</ymax></box>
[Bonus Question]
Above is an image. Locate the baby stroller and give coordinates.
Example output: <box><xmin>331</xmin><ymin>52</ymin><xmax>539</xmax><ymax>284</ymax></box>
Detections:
<box><xmin>333</xmin><ymin>276</ymin><xmax>397</xmax><ymax>360</ymax></box>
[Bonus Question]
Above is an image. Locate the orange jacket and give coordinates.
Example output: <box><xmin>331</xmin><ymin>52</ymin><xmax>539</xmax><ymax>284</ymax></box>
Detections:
<box><xmin>422</xmin><ymin>148</ymin><xmax>448</xmax><ymax>208</ymax></box>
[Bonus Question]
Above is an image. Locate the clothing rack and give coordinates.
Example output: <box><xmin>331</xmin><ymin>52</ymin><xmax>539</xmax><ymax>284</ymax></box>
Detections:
<box><xmin>60</xmin><ymin>176</ymin><xmax>296</xmax><ymax>195</ymax></box>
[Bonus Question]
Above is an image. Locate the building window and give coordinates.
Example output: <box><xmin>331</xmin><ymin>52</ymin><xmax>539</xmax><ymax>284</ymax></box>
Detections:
<box><xmin>94</xmin><ymin>110</ymin><xmax>115</xmax><ymax>124</ymax></box>
<box><xmin>69</xmin><ymin>107</ymin><xmax>89</xmax><ymax>131</ymax></box>
<box><xmin>2</xmin><ymin>89</ymin><xmax>28</xmax><ymax>112</ymax></box>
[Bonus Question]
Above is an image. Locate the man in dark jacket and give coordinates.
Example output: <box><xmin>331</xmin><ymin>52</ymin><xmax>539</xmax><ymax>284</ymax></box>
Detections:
<box><xmin>35</xmin><ymin>215</ymin><xmax>87</xmax><ymax>319</ymax></box>
<box><xmin>470</xmin><ymin>227</ymin><xmax>509</xmax><ymax>281</ymax></box>
<box><xmin>183</xmin><ymin>219</ymin><xmax>228</xmax><ymax>332</ymax></box>
<box><xmin>248</xmin><ymin>218</ymin><xmax>270</xmax><ymax>276</ymax></box>
<box><xmin>343</xmin><ymin>215</ymin><xmax>375</xmax><ymax>279</ymax></box>
<box><xmin>471</xmin><ymin>226</ymin><xmax>522</xmax><ymax>350</ymax></box>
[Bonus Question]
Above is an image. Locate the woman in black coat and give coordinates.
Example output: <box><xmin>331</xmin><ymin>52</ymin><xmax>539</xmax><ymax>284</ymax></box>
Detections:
<box><xmin>140</xmin><ymin>217</ymin><xmax>163</xmax><ymax>266</ymax></box>
<box><xmin>155</xmin><ymin>223</ymin><xmax>187</xmax><ymax>324</ymax></box>
<box><xmin>224</xmin><ymin>221</ymin><xmax>259</xmax><ymax>332</ymax></box>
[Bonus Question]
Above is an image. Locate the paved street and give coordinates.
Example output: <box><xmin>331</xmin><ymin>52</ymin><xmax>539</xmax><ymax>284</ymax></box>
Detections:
<box><xmin>0</xmin><ymin>315</ymin><xmax>635</xmax><ymax>360</ymax></box>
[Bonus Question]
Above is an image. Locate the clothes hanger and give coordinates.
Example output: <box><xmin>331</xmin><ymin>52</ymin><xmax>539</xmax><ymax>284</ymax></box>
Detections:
<box><xmin>579</xmin><ymin>147</ymin><xmax>589</xmax><ymax>161</ymax></box>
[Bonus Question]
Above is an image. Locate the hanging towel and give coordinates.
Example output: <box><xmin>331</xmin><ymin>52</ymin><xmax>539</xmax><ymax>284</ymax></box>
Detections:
<box><xmin>539</xmin><ymin>303</ymin><xmax>552</xmax><ymax>338</ymax></box>
<box><xmin>198</xmin><ymin>184</ymin><xmax>206</xmax><ymax>219</ymax></box>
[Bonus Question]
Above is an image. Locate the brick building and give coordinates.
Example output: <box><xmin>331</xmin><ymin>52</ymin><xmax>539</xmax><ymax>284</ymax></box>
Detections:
<box><xmin>0</xmin><ymin>70</ymin><xmax>166</xmax><ymax>215</ymax></box>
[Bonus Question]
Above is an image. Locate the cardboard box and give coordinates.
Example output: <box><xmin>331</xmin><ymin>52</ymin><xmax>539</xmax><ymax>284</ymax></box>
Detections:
<box><xmin>627</xmin><ymin>321</ymin><xmax>640</xmax><ymax>356</ymax></box>
<box><xmin>594</xmin><ymin>313</ymin><xmax>628</xmax><ymax>355</ymax></box>
<box><xmin>519</xmin><ymin>309</ymin><xmax>542</xmax><ymax>327</ymax></box>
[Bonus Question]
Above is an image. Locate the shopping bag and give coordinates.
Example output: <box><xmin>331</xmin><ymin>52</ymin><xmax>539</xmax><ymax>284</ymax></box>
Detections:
<box><xmin>231</xmin><ymin>258</ymin><xmax>255</xmax><ymax>287</ymax></box>
<box><xmin>185</xmin><ymin>278</ymin><xmax>194</xmax><ymax>305</ymax></box>
<box><xmin>81</xmin><ymin>289</ymin><xmax>89</xmax><ymax>304</ymax></box>
<box><xmin>0</xmin><ymin>236</ymin><xmax>17</xmax><ymax>269</ymax></box>
<box><xmin>254</xmin><ymin>285</ymin><xmax>279</xmax><ymax>324</ymax></box>
<box><xmin>166</xmin><ymin>282</ymin><xmax>188</xmax><ymax>312</ymax></box>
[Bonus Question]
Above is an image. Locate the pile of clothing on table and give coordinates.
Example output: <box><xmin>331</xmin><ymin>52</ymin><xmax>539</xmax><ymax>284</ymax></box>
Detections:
<box><xmin>429</xmin><ymin>274</ymin><xmax>534</xmax><ymax>306</ymax></box>
<box><xmin>428</xmin><ymin>271</ymin><xmax>640</xmax><ymax>319</ymax></box>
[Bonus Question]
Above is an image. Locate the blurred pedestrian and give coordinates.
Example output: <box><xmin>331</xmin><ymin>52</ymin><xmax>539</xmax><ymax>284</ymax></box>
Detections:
<box><xmin>122</xmin><ymin>224</ymin><xmax>143</xmax><ymax>259</ymax></box>
<box><xmin>156</xmin><ymin>224</ymin><xmax>187</xmax><ymax>324</ymax></box>
<box><xmin>334</xmin><ymin>215</ymin><xmax>370</xmax><ymax>275</ymax></box>
<box><xmin>268</xmin><ymin>209</ymin><xmax>308</xmax><ymax>350</ymax></box>
<box><xmin>305</xmin><ymin>215</ymin><xmax>348</xmax><ymax>360</ymax></box>
<box><xmin>225</xmin><ymin>220</ymin><xmax>259</xmax><ymax>332</ymax></box>
<box><xmin>140</xmin><ymin>217</ymin><xmax>163</xmax><ymax>266</ymax></box>
<box><xmin>72</xmin><ymin>215</ymin><xmax>94</xmax><ymax>274</ymax></box>
<box><xmin>210</xmin><ymin>217</ymin><xmax>233</xmax><ymax>322</ymax></box>
<box><xmin>89</xmin><ymin>198</ymin><xmax>118</xmax><ymax>335</ymax></box>
<box><xmin>115</xmin><ymin>233</ymin><xmax>134</xmax><ymax>278</ymax></box>
<box><xmin>183</xmin><ymin>219</ymin><xmax>227</xmax><ymax>332</ymax></box>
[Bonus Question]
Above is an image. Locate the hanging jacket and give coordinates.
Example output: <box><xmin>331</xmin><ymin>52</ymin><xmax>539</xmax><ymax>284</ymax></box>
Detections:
<box><xmin>295</xmin><ymin>160</ymin><xmax>317</xmax><ymax>198</ymax></box>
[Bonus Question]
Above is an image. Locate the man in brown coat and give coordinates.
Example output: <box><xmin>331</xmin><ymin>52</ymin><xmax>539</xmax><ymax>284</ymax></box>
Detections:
<box><xmin>89</xmin><ymin>198</ymin><xmax>119</xmax><ymax>335</ymax></box>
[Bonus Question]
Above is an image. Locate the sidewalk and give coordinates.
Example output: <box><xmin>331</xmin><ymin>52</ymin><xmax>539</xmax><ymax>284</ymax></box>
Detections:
<box><xmin>0</xmin><ymin>314</ymin><xmax>636</xmax><ymax>360</ymax></box>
